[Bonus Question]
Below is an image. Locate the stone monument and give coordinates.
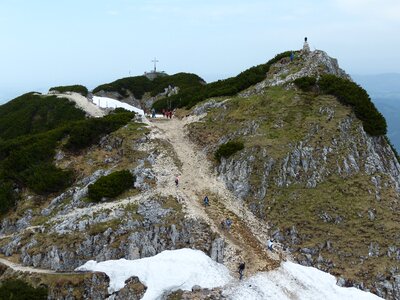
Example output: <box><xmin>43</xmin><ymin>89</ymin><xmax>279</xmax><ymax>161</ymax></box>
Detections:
<box><xmin>302</xmin><ymin>37</ymin><xmax>310</xmax><ymax>53</ymax></box>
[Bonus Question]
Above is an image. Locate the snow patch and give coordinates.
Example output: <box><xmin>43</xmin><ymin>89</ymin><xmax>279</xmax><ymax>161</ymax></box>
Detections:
<box><xmin>76</xmin><ymin>248</ymin><xmax>232</xmax><ymax>299</ymax></box>
<box><xmin>76</xmin><ymin>248</ymin><xmax>382</xmax><ymax>300</ymax></box>
<box><xmin>93</xmin><ymin>96</ymin><xmax>144</xmax><ymax>116</ymax></box>
<box><xmin>224</xmin><ymin>261</ymin><xmax>382</xmax><ymax>300</ymax></box>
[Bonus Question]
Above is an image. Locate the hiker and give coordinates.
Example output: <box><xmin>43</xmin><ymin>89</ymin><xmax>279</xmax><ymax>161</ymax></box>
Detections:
<box><xmin>151</xmin><ymin>108</ymin><xmax>156</xmax><ymax>118</ymax></box>
<box><xmin>220</xmin><ymin>220</ymin><xmax>226</xmax><ymax>230</ymax></box>
<box><xmin>162</xmin><ymin>108</ymin><xmax>166</xmax><ymax>117</ymax></box>
<box><xmin>238</xmin><ymin>262</ymin><xmax>245</xmax><ymax>280</ymax></box>
<box><xmin>203</xmin><ymin>195</ymin><xmax>209</xmax><ymax>207</ymax></box>
<box><xmin>290</xmin><ymin>52</ymin><xmax>294</xmax><ymax>62</ymax></box>
<box><xmin>225</xmin><ymin>218</ymin><xmax>232</xmax><ymax>231</ymax></box>
<box><xmin>175</xmin><ymin>175</ymin><xmax>179</xmax><ymax>187</ymax></box>
<box><xmin>267</xmin><ymin>239</ymin><xmax>274</xmax><ymax>251</ymax></box>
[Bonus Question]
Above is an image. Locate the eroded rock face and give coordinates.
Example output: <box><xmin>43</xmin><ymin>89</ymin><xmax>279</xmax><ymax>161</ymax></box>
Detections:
<box><xmin>112</xmin><ymin>276</ymin><xmax>147</xmax><ymax>300</ymax></box>
<box><xmin>217</xmin><ymin>115</ymin><xmax>400</xmax><ymax>201</ymax></box>
<box><xmin>2</xmin><ymin>214</ymin><xmax>221</xmax><ymax>272</ymax></box>
<box><xmin>241</xmin><ymin>50</ymin><xmax>351</xmax><ymax>98</ymax></box>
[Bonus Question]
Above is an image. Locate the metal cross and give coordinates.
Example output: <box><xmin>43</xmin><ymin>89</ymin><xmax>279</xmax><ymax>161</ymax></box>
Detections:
<box><xmin>152</xmin><ymin>58</ymin><xmax>159</xmax><ymax>72</ymax></box>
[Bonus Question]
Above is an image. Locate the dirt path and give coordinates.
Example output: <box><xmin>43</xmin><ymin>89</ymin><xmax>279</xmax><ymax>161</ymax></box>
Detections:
<box><xmin>150</xmin><ymin>117</ymin><xmax>281</xmax><ymax>274</ymax></box>
<box><xmin>0</xmin><ymin>257</ymin><xmax>58</xmax><ymax>274</ymax></box>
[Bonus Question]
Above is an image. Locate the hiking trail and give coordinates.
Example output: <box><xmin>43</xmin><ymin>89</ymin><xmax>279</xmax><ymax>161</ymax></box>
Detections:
<box><xmin>0</xmin><ymin>115</ymin><xmax>285</xmax><ymax>278</ymax></box>
<box><xmin>150</xmin><ymin>116</ymin><xmax>284</xmax><ymax>275</ymax></box>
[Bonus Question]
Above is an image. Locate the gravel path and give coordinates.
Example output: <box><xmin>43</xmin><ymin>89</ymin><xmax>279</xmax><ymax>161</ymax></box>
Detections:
<box><xmin>150</xmin><ymin>117</ymin><xmax>282</xmax><ymax>274</ymax></box>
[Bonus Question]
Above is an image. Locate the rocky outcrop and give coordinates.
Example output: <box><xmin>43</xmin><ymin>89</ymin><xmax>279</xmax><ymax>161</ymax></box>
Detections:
<box><xmin>217</xmin><ymin>114</ymin><xmax>400</xmax><ymax>201</ymax></box>
<box><xmin>166</xmin><ymin>287</ymin><xmax>223</xmax><ymax>300</ymax></box>
<box><xmin>240</xmin><ymin>50</ymin><xmax>351</xmax><ymax>98</ymax></box>
<box><xmin>3</xmin><ymin>211</ymin><xmax>221</xmax><ymax>271</ymax></box>
<box><xmin>112</xmin><ymin>276</ymin><xmax>147</xmax><ymax>300</ymax></box>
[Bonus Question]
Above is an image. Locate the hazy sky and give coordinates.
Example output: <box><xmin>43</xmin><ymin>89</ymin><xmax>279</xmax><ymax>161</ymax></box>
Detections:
<box><xmin>1</xmin><ymin>0</ymin><xmax>399</xmax><ymax>102</ymax></box>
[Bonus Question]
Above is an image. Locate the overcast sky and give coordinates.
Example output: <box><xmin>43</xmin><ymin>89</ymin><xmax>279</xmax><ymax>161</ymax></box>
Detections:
<box><xmin>1</xmin><ymin>0</ymin><xmax>399</xmax><ymax>103</ymax></box>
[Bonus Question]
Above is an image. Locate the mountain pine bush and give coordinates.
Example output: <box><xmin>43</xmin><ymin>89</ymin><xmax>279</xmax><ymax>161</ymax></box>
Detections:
<box><xmin>88</xmin><ymin>170</ymin><xmax>135</xmax><ymax>202</ymax></box>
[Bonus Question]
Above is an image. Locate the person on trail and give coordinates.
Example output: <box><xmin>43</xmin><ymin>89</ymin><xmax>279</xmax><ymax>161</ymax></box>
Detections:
<box><xmin>162</xmin><ymin>109</ymin><xmax>166</xmax><ymax>117</ymax></box>
<box><xmin>203</xmin><ymin>196</ymin><xmax>209</xmax><ymax>207</ymax></box>
<box><xmin>290</xmin><ymin>52</ymin><xmax>294</xmax><ymax>62</ymax></box>
<box><xmin>238</xmin><ymin>262</ymin><xmax>245</xmax><ymax>280</ymax></box>
<box><xmin>267</xmin><ymin>239</ymin><xmax>274</xmax><ymax>251</ymax></box>
<box><xmin>151</xmin><ymin>108</ymin><xmax>156</xmax><ymax>118</ymax></box>
<box><xmin>175</xmin><ymin>176</ymin><xmax>179</xmax><ymax>187</ymax></box>
<box><xmin>225</xmin><ymin>218</ymin><xmax>232</xmax><ymax>231</ymax></box>
<box><xmin>220</xmin><ymin>220</ymin><xmax>226</xmax><ymax>230</ymax></box>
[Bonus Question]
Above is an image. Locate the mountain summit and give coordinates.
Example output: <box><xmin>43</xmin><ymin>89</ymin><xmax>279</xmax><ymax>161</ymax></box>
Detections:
<box><xmin>0</xmin><ymin>48</ymin><xmax>399</xmax><ymax>299</ymax></box>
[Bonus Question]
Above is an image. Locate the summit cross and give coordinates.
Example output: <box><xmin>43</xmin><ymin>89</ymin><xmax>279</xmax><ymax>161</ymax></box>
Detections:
<box><xmin>152</xmin><ymin>58</ymin><xmax>159</xmax><ymax>72</ymax></box>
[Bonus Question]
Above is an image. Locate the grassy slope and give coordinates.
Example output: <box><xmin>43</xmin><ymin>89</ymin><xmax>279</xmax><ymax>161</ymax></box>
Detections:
<box><xmin>188</xmin><ymin>86</ymin><xmax>400</xmax><ymax>288</ymax></box>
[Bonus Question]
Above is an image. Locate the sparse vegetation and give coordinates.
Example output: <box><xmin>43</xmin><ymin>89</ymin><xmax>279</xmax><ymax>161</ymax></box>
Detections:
<box><xmin>49</xmin><ymin>85</ymin><xmax>89</xmax><ymax>97</ymax></box>
<box><xmin>88</xmin><ymin>170</ymin><xmax>135</xmax><ymax>202</ymax></box>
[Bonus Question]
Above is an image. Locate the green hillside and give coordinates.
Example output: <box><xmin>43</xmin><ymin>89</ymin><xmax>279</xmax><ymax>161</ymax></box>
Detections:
<box><xmin>152</xmin><ymin>51</ymin><xmax>293</xmax><ymax>110</ymax></box>
<box><xmin>93</xmin><ymin>72</ymin><xmax>205</xmax><ymax>99</ymax></box>
<box><xmin>0</xmin><ymin>94</ymin><xmax>135</xmax><ymax>215</ymax></box>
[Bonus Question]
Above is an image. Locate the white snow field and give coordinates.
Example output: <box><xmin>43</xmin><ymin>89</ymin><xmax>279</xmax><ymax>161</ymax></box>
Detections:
<box><xmin>76</xmin><ymin>249</ymin><xmax>232</xmax><ymax>299</ymax></box>
<box><xmin>224</xmin><ymin>261</ymin><xmax>382</xmax><ymax>300</ymax></box>
<box><xmin>92</xmin><ymin>96</ymin><xmax>144</xmax><ymax>116</ymax></box>
<box><xmin>76</xmin><ymin>249</ymin><xmax>382</xmax><ymax>300</ymax></box>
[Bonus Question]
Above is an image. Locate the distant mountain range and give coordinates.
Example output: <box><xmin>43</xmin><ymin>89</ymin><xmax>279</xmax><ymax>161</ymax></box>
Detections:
<box><xmin>353</xmin><ymin>73</ymin><xmax>400</xmax><ymax>152</ymax></box>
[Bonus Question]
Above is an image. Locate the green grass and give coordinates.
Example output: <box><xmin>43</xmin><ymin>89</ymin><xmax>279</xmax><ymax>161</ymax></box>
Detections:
<box><xmin>189</xmin><ymin>86</ymin><xmax>352</xmax><ymax>160</ymax></box>
<box><xmin>266</xmin><ymin>174</ymin><xmax>400</xmax><ymax>282</ymax></box>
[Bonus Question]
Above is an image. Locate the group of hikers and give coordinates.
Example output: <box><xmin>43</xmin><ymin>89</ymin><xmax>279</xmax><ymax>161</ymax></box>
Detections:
<box><xmin>148</xmin><ymin>108</ymin><xmax>175</xmax><ymax>119</ymax></box>
<box><xmin>173</xmin><ymin>176</ymin><xmax>276</xmax><ymax>280</ymax></box>
<box><xmin>162</xmin><ymin>108</ymin><xmax>174</xmax><ymax>119</ymax></box>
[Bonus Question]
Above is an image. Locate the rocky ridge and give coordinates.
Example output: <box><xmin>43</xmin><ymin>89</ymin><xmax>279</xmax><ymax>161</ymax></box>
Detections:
<box><xmin>187</xmin><ymin>49</ymin><xmax>400</xmax><ymax>299</ymax></box>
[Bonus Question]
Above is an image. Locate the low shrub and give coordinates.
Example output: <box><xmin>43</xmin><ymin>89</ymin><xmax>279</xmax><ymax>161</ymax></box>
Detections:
<box><xmin>318</xmin><ymin>74</ymin><xmax>387</xmax><ymax>136</ymax></box>
<box><xmin>49</xmin><ymin>85</ymin><xmax>89</xmax><ymax>96</ymax></box>
<box><xmin>215</xmin><ymin>141</ymin><xmax>244</xmax><ymax>162</ymax></box>
<box><xmin>88</xmin><ymin>170</ymin><xmax>135</xmax><ymax>202</ymax></box>
<box><xmin>0</xmin><ymin>93</ymin><xmax>85</xmax><ymax>140</ymax></box>
<box><xmin>0</xmin><ymin>279</ymin><xmax>47</xmax><ymax>300</ymax></box>
<box><xmin>0</xmin><ymin>180</ymin><xmax>17</xmax><ymax>215</ymax></box>
<box><xmin>64</xmin><ymin>111</ymin><xmax>135</xmax><ymax>151</ymax></box>
<box><xmin>152</xmin><ymin>51</ymin><xmax>294</xmax><ymax>110</ymax></box>
<box><xmin>23</xmin><ymin>163</ymin><xmax>74</xmax><ymax>194</ymax></box>
<box><xmin>294</xmin><ymin>76</ymin><xmax>317</xmax><ymax>92</ymax></box>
